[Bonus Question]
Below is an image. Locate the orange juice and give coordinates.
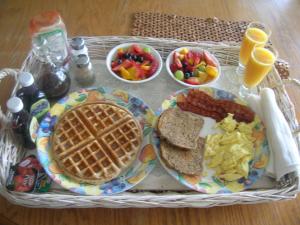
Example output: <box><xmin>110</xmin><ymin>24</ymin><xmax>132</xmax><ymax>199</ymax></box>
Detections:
<box><xmin>239</xmin><ymin>27</ymin><xmax>269</xmax><ymax>66</ymax></box>
<box><xmin>243</xmin><ymin>47</ymin><xmax>276</xmax><ymax>88</ymax></box>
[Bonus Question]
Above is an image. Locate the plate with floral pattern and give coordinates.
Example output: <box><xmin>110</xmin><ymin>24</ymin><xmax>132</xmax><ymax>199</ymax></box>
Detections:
<box><xmin>36</xmin><ymin>87</ymin><xmax>157</xmax><ymax>195</ymax></box>
<box><xmin>152</xmin><ymin>87</ymin><xmax>269</xmax><ymax>193</ymax></box>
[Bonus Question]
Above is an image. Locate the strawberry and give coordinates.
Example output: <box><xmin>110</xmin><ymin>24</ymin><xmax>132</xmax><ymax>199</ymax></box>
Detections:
<box><xmin>193</xmin><ymin>51</ymin><xmax>202</xmax><ymax>65</ymax></box>
<box><xmin>148</xmin><ymin>59</ymin><xmax>159</xmax><ymax>76</ymax></box>
<box><xmin>186</xmin><ymin>64</ymin><xmax>195</xmax><ymax>73</ymax></box>
<box><xmin>112</xmin><ymin>59</ymin><xmax>132</xmax><ymax>72</ymax></box>
<box><xmin>185</xmin><ymin>51</ymin><xmax>194</xmax><ymax>65</ymax></box>
<box><xmin>170</xmin><ymin>63</ymin><xmax>178</xmax><ymax>73</ymax></box>
<box><xmin>132</xmin><ymin>44</ymin><xmax>143</xmax><ymax>54</ymax></box>
<box><xmin>142</xmin><ymin>52</ymin><xmax>155</xmax><ymax>61</ymax></box>
<box><xmin>174</xmin><ymin>58</ymin><xmax>182</xmax><ymax>68</ymax></box>
<box><xmin>203</xmin><ymin>51</ymin><xmax>217</xmax><ymax>67</ymax></box>
<box><xmin>131</xmin><ymin>62</ymin><xmax>146</xmax><ymax>79</ymax></box>
<box><xmin>111</xmin><ymin>61</ymin><xmax>118</xmax><ymax>68</ymax></box>
<box><xmin>186</xmin><ymin>77</ymin><xmax>201</xmax><ymax>85</ymax></box>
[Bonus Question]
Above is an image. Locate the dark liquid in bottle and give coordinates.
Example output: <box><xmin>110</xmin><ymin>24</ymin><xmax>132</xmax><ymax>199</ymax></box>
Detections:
<box><xmin>12</xmin><ymin>110</ymin><xmax>35</xmax><ymax>149</ymax></box>
<box><xmin>16</xmin><ymin>83</ymin><xmax>47</xmax><ymax>112</ymax></box>
<box><xmin>38</xmin><ymin>64</ymin><xmax>71</xmax><ymax>100</ymax></box>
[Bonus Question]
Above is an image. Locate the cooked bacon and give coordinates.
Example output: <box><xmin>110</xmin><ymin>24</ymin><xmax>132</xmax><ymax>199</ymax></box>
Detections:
<box><xmin>176</xmin><ymin>89</ymin><xmax>255</xmax><ymax>123</ymax></box>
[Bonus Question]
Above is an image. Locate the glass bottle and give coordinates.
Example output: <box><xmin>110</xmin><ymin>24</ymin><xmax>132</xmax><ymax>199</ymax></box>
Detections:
<box><xmin>16</xmin><ymin>72</ymin><xmax>50</xmax><ymax>121</ymax></box>
<box><xmin>6</xmin><ymin>97</ymin><xmax>35</xmax><ymax>149</ymax></box>
<box><xmin>37</xmin><ymin>63</ymin><xmax>71</xmax><ymax>100</ymax></box>
<box><xmin>29</xmin><ymin>10</ymin><xmax>70</xmax><ymax>66</ymax></box>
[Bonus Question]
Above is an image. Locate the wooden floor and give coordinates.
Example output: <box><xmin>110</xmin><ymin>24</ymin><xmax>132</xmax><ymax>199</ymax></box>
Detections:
<box><xmin>0</xmin><ymin>0</ymin><xmax>300</xmax><ymax>224</ymax></box>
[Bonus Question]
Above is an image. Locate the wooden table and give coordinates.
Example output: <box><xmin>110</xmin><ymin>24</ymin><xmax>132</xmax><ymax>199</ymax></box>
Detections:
<box><xmin>0</xmin><ymin>0</ymin><xmax>300</xmax><ymax>224</ymax></box>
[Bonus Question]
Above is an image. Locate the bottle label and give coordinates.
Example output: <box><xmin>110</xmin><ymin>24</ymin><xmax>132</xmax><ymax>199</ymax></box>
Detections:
<box><xmin>29</xmin><ymin>116</ymin><xmax>39</xmax><ymax>143</ymax></box>
<box><xmin>34</xmin><ymin>28</ymin><xmax>69</xmax><ymax>63</ymax></box>
<box><xmin>30</xmin><ymin>99</ymin><xmax>50</xmax><ymax>121</ymax></box>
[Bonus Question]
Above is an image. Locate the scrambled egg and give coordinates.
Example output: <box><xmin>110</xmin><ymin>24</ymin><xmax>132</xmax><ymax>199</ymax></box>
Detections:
<box><xmin>205</xmin><ymin>114</ymin><xmax>257</xmax><ymax>181</ymax></box>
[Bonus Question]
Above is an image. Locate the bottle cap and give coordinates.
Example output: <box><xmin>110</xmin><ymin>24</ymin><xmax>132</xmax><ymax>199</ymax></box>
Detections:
<box><xmin>6</xmin><ymin>97</ymin><xmax>24</xmax><ymax>113</ymax></box>
<box><xmin>19</xmin><ymin>72</ymin><xmax>34</xmax><ymax>87</ymax></box>
<box><xmin>76</xmin><ymin>54</ymin><xmax>90</xmax><ymax>68</ymax></box>
<box><xmin>71</xmin><ymin>37</ymin><xmax>85</xmax><ymax>50</ymax></box>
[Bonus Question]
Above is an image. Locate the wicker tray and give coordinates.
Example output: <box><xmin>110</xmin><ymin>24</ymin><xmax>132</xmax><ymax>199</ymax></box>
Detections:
<box><xmin>0</xmin><ymin>36</ymin><xmax>299</xmax><ymax>208</ymax></box>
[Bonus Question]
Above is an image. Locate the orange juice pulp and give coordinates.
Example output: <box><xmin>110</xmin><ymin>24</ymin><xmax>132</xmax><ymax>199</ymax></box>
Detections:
<box><xmin>243</xmin><ymin>47</ymin><xmax>276</xmax><ymax>88</ymax></box>
<box><xmin>239</xmin><ymin>27</ymin><xmax>269</xmax><ymax>66</ymax></box>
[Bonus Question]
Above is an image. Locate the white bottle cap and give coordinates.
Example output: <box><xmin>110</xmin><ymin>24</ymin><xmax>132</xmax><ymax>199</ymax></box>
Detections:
<box><xmin>19</xmin><ymin>72</ymin><xmax>34</xmax><ymax>87</ymax></box>
<box><xmin>6</xmin><ymin>97</ymin><xmax>24</xmax><ymax>113</ymax></box>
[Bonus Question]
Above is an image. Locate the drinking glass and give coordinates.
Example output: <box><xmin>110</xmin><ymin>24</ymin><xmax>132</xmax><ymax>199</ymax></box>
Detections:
<box><xmin>239</xmin><ymin>45</ymin><xmax>278</xmax><ymax>97</ymax></box>
<box><xmin>228</xmin><ymin>22</ymin><xmax>271</xmax><ymax>85</ymax></box>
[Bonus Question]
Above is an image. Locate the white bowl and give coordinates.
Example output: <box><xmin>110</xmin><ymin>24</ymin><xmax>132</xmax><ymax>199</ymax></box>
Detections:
<box><xmin>165</xmin><ymin>47</ymin><xmax>221</xmax><ymax>87</ymax></box>
<box><xmin>106</xmin><ymin>43</ymin><xmax>163</xmax><ymax>84</ymax></box>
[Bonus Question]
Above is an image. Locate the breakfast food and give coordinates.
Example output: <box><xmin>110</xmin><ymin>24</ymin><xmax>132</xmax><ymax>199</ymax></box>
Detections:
<box><xmin>205</xmin><ymin>114</ymin><xmax>256</xmax><ymax>181</ymax></box>
<box><xmin>177</xmin><ymin>89</ymin><xmax>255</xmax><ymax>123</ymax></box>
<box><xmin>160</xmin><ymin>138</ymin><xmax>205</xmax><ymax>175</ymax></box>
<box><xmin>52</xmin><ymin>102</ymin><xmax>142</xmax><ymax>184</ymax></box>
<box><xmin>169</xmin><ymin>48</ymin><xmax>219</xmax><ymax>85</ymax></box>
<box><xmin>157</xmin><ymin>108</ymin><xmax>204</xmax><ymax>150</ymax></box>
<box><xmin>157</xmin><ymin>108</ymin><xmax>205</xmax><ymax>175</ymax></box>
<box><xmin>110</xmin><ymin>44</ymin><xmax>159</xmax><ymax>81</ymax></box>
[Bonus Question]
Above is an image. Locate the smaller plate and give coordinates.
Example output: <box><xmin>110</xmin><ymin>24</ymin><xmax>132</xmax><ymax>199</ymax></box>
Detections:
<box><xmin>36</xmin><ymin>87</ymin><xmax>157</xmax><ymax>195</ymax></box>
<box><xmin>152</xmin><ymin>87</ymin><xmax>269</xmax><ymax>194</ymax></box>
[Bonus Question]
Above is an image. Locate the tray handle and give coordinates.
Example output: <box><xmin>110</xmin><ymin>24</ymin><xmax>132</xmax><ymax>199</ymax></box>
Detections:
<box><xmin>282</xmin><ymin>78</ymin><xmax>300</xmax><ymax>135</ymax></box>
<box><xmin>0</xmin><ymin>68</ymin><xmax>19</xmax><ymax>129</ymax></box>
<box><xmin>267</xmin><ymin>77</ymin><xmax>300</xmax><ymax>135</ymax></box>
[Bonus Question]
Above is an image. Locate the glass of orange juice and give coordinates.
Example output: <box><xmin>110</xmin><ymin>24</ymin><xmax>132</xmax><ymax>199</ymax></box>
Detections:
<box><xmin>231</xmin><ymin>22</ymin><xmax>271</xmax><ymax>85</ymax></box>
<box><xmin>239</xmin><ymin>45</ymin><xmax>278</xmax><ymax>97</ymax></box>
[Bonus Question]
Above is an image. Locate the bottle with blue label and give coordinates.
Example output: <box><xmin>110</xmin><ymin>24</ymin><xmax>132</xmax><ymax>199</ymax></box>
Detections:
<box><xmin>16</xmin><ymin>72</ymin><xmax>50</xmax><ymax>121</ymax></box>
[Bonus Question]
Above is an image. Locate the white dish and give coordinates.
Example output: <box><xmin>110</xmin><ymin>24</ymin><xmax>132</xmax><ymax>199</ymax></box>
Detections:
<box><xmin>106</xmin><ymin>43</ymin><xmax>163</xmax><ymax>84</ymax></box>
<box><xmin>165</xmin><ymin>47</ymin><xmax>221</xmax><ymax>87</ymax></box>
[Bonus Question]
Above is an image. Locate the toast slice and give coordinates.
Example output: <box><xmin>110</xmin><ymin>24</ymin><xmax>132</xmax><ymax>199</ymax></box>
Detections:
<box><xmin>157</xmin><ymin>108</ymin><xmax>204</xmax><ymax>150</ymax></box>
<box><xmin>160</xmin><ymin>138</ymin><xmax>205</xmax><ymax>175</ymax></box>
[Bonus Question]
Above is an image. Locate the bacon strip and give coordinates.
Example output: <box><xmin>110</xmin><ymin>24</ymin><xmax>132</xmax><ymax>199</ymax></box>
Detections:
<box><xmin>176</xmin><ymin>90</ymin><xmax>255</xmax><ymax>123</ymax></box>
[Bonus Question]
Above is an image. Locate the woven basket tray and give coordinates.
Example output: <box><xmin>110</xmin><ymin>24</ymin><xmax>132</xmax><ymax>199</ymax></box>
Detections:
<box><xmin>0</xmin><ymin>36</ymin><xmax>299</xmax><ymax>208</ymax></box>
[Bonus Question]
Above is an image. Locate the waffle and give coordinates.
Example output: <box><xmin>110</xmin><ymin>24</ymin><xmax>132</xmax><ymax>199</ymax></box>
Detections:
<box><xmin>51</xmin><ymin>101</ymin><xmax>142</xmax><ymax>184</ymax></box>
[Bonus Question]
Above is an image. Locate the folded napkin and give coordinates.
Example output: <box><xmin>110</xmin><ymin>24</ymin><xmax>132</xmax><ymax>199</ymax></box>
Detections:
<box><xmin>247</xmin><ymin>88</ymin><xmax>300</xmax><ymax>181</ymax></box>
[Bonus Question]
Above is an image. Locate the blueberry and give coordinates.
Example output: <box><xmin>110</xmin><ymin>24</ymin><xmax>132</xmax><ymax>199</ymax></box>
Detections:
<box><xmin>137</xmin><ymin>56</ymin><xmax>144</xmax><ymax>63</ymax></box>
<box><xmin>184</xmin><ymin>72</ymin><xmax>191</xmax><ymax>79</ymax></box>
<box><xmin>124</xmin><ymin>53</ymin><xmax>131</xmax><ymax>59</ymax></box>
<box><xmin>132</xmin><ymin>54</ymin><xmax>138</xmax><ymax>61</ymax></box>
<box><xmin>117</xmin><ymin>59</ymin><xmax>122</xmax><ymax>64</ymax></box>
<box><xmin>182</xmin><ymin>61</ymin><xmax>188</xmax><ymax>68</ymax></box>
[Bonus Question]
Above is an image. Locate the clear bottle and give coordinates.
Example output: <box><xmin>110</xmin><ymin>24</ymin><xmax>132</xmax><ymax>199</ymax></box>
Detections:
<box><xmin>70</xmin><ymin>37</ymin><xmax>88</xmax><ymax>60</ymax></box>
<box><xmin>38</xmin><ymin>63</ymin><xmax>71</xmax><ymax>100</ymax></box>
<box><xmin>7</xmin><ymin>97</ymin><xmax>35</xmax><ymax>149</ymax></box>
<box><xmin>29</xmin><ymin>11</ymin><xmax>69</xmax><ymax>66</ymax></box>
<box><xmin>16</xmin><ymin>72</ymin><xmax>50</xmax><ymax>121</ymax></box>
<box><xmin>71</xmin><ymin>54</ymin><xmax>95</xmax><ymax>86</ymax></box>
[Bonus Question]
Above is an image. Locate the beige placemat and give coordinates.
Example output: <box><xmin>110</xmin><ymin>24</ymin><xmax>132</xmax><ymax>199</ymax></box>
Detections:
<box><xmin>132</xmin><ymin>12</ymin><xmax>289</xmax><ymax>79</ymax></box>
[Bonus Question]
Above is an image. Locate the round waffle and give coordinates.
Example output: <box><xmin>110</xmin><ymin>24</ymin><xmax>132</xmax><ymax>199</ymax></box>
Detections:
<box><xmin>52</xmin><ymin>101</ymin><xmax>142</xmax><ymax>184</ymax></box>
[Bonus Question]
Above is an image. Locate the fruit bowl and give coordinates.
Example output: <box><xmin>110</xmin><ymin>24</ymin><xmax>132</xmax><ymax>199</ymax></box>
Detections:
<box><xmin>166</xmin><ymin>47</ymin><xmax>221</xmax><ymax>87</ymax></box>
<box><xmin>106</xmin><ymin>43</ymin><xmax>163</xmax><ymax>84</ymax></box>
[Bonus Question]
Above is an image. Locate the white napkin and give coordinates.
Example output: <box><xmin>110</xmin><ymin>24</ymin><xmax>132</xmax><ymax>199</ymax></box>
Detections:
<box><xmin>246</xmin><ymin>88</ymin><xmax>300</xmax><ymax>181</ymax></box>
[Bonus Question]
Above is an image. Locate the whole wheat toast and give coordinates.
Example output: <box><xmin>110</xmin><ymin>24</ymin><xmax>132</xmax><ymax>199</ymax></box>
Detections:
<box><xmin>160</xmin><ymin>138</ymin><xmax>205</xmax><ymax>175</ymax></box>
<box><xmin>157</xmin><ymin>108</ymin><xmax>204</xmax><ymax>150</ymax></box>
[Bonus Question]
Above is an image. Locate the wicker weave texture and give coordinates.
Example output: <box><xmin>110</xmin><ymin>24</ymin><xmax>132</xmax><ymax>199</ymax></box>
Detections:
<box><xmin>132</xmin><ymin>12</ymin><xmax>290</xmax><ymax>79</ymax></box>
<box><xmin>0</xmin><ymin>36</ymin><xmax>299</xmax><ymax>208</ymax></box>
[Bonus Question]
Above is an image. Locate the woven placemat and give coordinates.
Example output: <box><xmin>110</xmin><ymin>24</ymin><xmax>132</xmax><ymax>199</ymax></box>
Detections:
<box><xmin>132</xmin><ymin>12</ymin><xmax>289</xmax><ymax>79</ymax></box>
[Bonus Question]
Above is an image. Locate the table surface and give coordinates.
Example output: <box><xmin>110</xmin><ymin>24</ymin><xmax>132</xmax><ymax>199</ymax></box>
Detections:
<box><xmin>0</xmin><ymin>0</ymin><xmax>300</xmax><ymax>225</ymax></box>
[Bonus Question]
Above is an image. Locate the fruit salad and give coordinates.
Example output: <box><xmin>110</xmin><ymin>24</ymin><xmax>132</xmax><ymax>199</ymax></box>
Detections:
<box><xmin>110</xmin><ymin>44</ymin><xmax>159</xmax><ymax>81</ymax></box>
<box><xmin>169</xmin><ymin>48</ymin><xmax>219</xmax><ymax>85</ymax></box>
